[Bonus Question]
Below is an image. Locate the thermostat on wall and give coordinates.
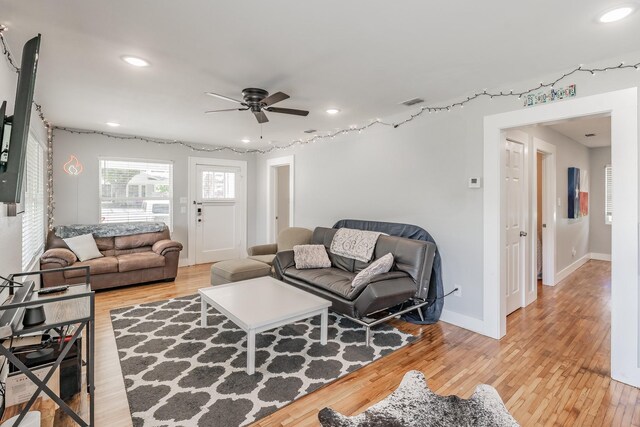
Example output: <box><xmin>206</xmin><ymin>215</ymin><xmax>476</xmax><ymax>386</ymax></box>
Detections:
<box><xmin>468</xmin><ymin>177</ymin><xmax>482</xmax><ymax>189</ymax></box>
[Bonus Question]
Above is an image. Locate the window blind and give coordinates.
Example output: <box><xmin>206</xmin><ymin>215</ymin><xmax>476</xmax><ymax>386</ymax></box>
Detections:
<box><xmin>605</xmin><ymin>164</ymin><xmax>612</xmax><ymax>225</ymax></box>
<box><xmin>21</xmin><ymin>136</ymin><xmax>45</xmax><ymax>270</ymax></box>
<box><xmin>99</xmin><ymin>159</ymin><xmax>173</xmax><ymax>229</ymax></box>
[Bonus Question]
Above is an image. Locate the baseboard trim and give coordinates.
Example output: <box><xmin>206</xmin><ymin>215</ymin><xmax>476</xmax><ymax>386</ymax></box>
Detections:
<box><xmin>439</xmin><ymin>309</ymin><xmax>488</xmax><ymax>336</ymax></box>
<box><xmin>555</xmin><ymin>253</ymin><xmax>590</xmax><ymax>283</ymax></box>
<box><xmin>178</xmin><ymin>258</ymin><xmax>192</xmax><ymax>267</ymax></box>
<box><xmin>590</xmin><ymin>252</ymin><xmax>612</xmax><ymax>262</ymax></box>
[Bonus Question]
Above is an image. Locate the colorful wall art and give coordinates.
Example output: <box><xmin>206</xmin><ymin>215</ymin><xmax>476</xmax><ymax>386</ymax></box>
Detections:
<box><xmin>568</xmin><ymin>167</ymin><xmax>589</xmax><ymax>218</ymax></box>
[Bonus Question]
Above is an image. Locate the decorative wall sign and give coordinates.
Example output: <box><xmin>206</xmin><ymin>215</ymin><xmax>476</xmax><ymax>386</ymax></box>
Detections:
<box><xmin>63</xmin><ymin>155</ymin><xmax>83</xmax><ymax>175</ymax></box>
<box><xmin>523</xmin><ymin>84</ymin><xmax>576</xmax><ymax>107</ymax></box>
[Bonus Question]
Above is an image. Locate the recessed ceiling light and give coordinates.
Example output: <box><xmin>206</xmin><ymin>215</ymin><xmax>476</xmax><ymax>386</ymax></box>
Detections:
<box><xmin>121</xmin><ymin>56</ymin><xmax>150</xmax><ymax>67</ymax></box>
<box><xmin>599</xmin><ymin>6</ymin><xmax>634</xmax><ymax>23</ymax></box>
<box><xmin>326</xmin><ymin>108</ymin><xmax>340</xmax><ymax>115</ymax></box>
<box><xmin>106</xmin><ymin>122</ymin><xmax>121</xmax><ymax>127</ymax></box>
<box><xmin>241</xmin><ymin>138</ymin><xmax>250</xmax><ymax>143</ymax></box>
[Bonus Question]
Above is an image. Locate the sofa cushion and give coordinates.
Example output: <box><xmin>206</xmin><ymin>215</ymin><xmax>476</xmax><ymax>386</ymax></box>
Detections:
<box><xmin>248</xmin><ymin>254</ymin><xmax>276</xmax><ymax>266</ymax></box>
<box><xmin>63</xmin><ymin>234</ymin><xmax>104</xmax><ymax>262</ymax></box>
<box><xmin>64</xmin><ymin>256</ymin><xmax>119</xmax><ymax>278</ymax></box>
<box><xmin>115</xmin><ymin>231</ymin><xmax>165</xmax><ymax>250</ymax></box>
<box><xmin>285</xmin><ymin>267</ymin><xmax>358</xmax><ymax>300</ymax></box>
<box><xmin>117</xmin><ymin>252</ymin><xmax>166</xmax><ymax>273</ymax></box>
<box><xmin>293</xmin><ymin>245</ymin><xmax>331</xmax><ymax>269</ymax></box>
<box><xmin>352</xmin><ymin>253</ymin><xmax>394</xmax><ymax>288</ymax></box>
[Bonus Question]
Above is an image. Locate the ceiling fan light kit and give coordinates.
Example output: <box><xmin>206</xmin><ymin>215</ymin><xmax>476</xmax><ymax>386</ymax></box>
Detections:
<box><xmin>205</xmin><ymin>88</ymin><xmax>309</xmax><ymax>123</ymax></box>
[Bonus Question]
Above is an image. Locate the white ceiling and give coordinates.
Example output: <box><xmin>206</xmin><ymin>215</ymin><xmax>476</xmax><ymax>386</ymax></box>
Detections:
<box><xmin>2</xmin><ymin>1</ymin><xmax>640</xmax><ymax>148</ymax></box>
<box><xmin>547</xmin><ymin>115</ymin><xmax>611</xmax><ymax>148</ymax></box>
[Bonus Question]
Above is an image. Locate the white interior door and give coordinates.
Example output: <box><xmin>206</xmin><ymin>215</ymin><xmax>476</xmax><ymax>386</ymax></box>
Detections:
<box><xmin>505</xmin><ymin>138</ymin><xmax>527</xmax><ymax>315</ymax></box>
<box><xmin>195</xmin><ymin>165</ymin><xmax>242</xmax><ymax>263</ymax></box>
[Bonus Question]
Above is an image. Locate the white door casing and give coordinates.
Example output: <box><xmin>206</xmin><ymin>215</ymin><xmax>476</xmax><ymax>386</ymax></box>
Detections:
<box><xmin>533</xmin><ymin>137</ymin><xmax>557</xmax><ymax>288</ymax></box>
<box><xmin>483</xmin><ymin>88</ymin><xmax>639</xmax><ymax>388</ymax></box>
<box><xmin>187</xmin><ymin>157</ymin><xmax>247</xmax><ymax>266</ymax></box>
<box><xmin>266</xmin><ymin>155</ymin><xmax>295</xmax><ymax>243</ymax></box>
<box><xmin>505</xmin><ymin>133</ymin><xmax>527</xmax><ymax>315</ymax></box>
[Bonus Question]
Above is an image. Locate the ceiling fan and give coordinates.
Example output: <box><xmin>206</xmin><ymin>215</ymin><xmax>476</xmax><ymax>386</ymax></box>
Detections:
<box><xmin>205</xmin><ymin>88</ymin><xmax>309</xmax><ymax>124</ymax></box>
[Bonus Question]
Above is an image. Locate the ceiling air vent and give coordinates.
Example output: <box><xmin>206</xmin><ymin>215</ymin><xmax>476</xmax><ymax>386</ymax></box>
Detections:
<box><xmin>401</xmin><ymin>97</ymin><xmax>425</xmax><ymax>106</ymax></box>
<box><xmin>585</xmin><ymin>133</ymin><xmax>596</xmax><ymax>137</ymax></box>
<box><xmin>303</xmin><ymin>129</ymin><xmax>317</xmax><ymax>134</ymax></box>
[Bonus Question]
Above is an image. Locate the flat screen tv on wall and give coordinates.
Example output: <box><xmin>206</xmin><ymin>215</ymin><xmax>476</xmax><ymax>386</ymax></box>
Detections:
<box><xmin>0</xmin><ymin>34</ymin><xmax>41</xmax><ymax>203</ymax></box>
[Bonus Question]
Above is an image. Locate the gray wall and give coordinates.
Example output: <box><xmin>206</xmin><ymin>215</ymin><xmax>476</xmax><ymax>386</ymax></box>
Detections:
<box><xmin>520</xmin><ymin>125</ymin><xmax>591</xmax><ymax>273</ymax></box>
<box><xmin>51</xmin><ymin>130</ymin><xmax>257</xmax><ymax>262</ymax></box>
<box><xmin>589</xmin><ymin>146</ymin><xmax>612</xmax><ymax>255</ymax></box>
<box><xmin>254</xmin><ymin>51</ymin><xmax>640</xmax><ymax>321</ymax></box>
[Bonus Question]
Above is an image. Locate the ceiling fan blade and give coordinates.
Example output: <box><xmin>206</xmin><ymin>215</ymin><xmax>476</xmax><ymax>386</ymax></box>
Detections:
<box><xmin>205</xmin><ymin>92</ymin><xmax>246</xmax><ymax>105</ymax></box>
<box><xmin>261</xmin><ymin>91</ymin><xmax>290</xmax><ymax>106</ymax></box>
<box><xmin>264</xmin><ymin>107</ymin><xmax>309</xmax><ymax>116</ymax></box>
<box><xmin>253</xmin><ymin>110</ymin><xmax>269</xmax><ymax>123</ymax></box>
<box><xmin>205</xmin><ymin>108</ymin><xmax>249</xmax><ymax>113</ymax></box>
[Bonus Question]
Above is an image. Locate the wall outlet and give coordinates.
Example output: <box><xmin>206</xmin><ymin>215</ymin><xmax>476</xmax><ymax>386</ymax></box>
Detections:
<box><xmin>453</xmin><ymin>285</ymin><xmax>462</xmax><ymax>297</ymax></box>
<box><xmin>571</xmin><ymin>247</ymin><xmax>577</xmax><ymax>257</ymax></box>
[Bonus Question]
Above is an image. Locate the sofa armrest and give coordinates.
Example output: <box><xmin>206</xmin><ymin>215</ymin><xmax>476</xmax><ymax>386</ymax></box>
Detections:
<box><xmin>274</xmin><ymin>250</ymin><xmax>295</xmax><ymax>279</ymax></box>
<box><xmin>40</xmin><ymin>248</ymin><xmax>77</xmax><ymax>267</ymax></box>
<box><xmin>153</xmin><ymin>239</ymin><xmax>184</xmax><ymax>256</ymax></box>
<box><xmin>247</xmin><ymin>243</ymin><xmax>277</xmax><ymax>256</ymax></box>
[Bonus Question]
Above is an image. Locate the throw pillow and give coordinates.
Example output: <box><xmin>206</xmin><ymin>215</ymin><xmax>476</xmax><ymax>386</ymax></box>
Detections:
<box><xmin>351</xmin><ymin>253</ymin><xmax>394</xmax><ymax>288</ymax></box>
<box><xmin>293</xmin><ymin>244</ymin><xmax>332</xmax><ymax>269</ymax></box>
<box><xmin>63</xmin><ymin>234</ymin><xmax>104</xmax><ymax>262</ymax></box>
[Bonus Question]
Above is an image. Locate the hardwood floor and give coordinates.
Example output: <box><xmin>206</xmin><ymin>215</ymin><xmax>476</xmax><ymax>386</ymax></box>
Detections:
<box><xmin>4</xmin><ymin>259</ymin><xmax>638</xmax><ymax>426</ymax></box>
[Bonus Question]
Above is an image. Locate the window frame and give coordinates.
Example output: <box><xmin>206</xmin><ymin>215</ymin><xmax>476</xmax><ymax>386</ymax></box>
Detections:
<box><xmin>21</xmin><ymin>130</ymin><xmax>46</xmax><ymax>271</ymax></box>
<box><xmin>98</xmin><ymin>157</ymin><xmax>174</xmax><ymax>230</ymax></box>
<box><xmin>605</xmin><ymin>164</ymin><xmax>612</xmax><ymax>225</ymax></box>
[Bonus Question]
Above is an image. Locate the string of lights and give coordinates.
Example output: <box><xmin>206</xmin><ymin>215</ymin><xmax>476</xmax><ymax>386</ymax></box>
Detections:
<box><xmin>1</xmin><ymin>25</ymin><xmax>55</xmax><ymax>228</ymax></box>
<box><xmin>56</xmin><ymin>60</ymin><xmax>640</xmax><ymax>154</ymax></box>
<box><xmin>2</xmin><ymin>23</ymin><xmax>639</xmax><ymax>220</ymax></box>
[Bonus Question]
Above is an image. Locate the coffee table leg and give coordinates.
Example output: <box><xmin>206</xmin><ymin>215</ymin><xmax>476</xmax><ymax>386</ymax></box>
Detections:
<box><xmin>247</xmin><ymin>330</ymin><xmax>256</xmax><ymax>375</ymax></box>
<box><xmin>201</xmin><ymin>298</ymin><xmax>208</xmax><ymax>327</ymax></box>
<box><xmin>320</xmin><ymin>309</ymin><xmax>328</xmax><ymax>345</ymax></box>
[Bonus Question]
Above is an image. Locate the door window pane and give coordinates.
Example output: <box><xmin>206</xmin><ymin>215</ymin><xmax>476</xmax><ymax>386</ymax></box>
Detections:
<box><xmin>202</xmin><ymin>171</ymin><xmax>235</xmax><ymax>199</ymax></box>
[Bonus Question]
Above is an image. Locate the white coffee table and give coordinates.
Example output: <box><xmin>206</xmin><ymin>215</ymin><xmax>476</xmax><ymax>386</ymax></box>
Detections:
<box><xmin>198</xmin><ymin>276</ymin><xmax>331</xmax><ymax>374</ymax></box>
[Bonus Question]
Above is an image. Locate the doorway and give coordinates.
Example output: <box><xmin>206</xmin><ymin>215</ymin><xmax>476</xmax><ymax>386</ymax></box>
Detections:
<box><xmin>483</xmin><ymin>88</ymin><xmax>639</xmax><ymax>387</ymax></box>
<box><xmin>275</xmin><ymin>165</ymin><xmax>291</xmax><ymax>236</ymax></box>
<box><xmin>266</xmin><ymin>155</ymin><xmax>295</xmax><ymax>242</ymax></box>
<box><xmin>534</xmin><ymin>140</ymin><xmax>556</xmax><ymax>288</ymax></box>
<box><xmin>503</xmin><ymin>130</ymin><xmax>556</xmax><ymax>315</ymax></box>
<box><xmin>187</xmin><ymin>157</ymin><xmax>247</xmax><ymax>265</ymax></box>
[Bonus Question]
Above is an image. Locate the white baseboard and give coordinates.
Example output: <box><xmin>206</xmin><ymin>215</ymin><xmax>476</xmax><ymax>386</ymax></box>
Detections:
<box><xmin>439</xmin><ymin>309</ymin><xmax>488</xmax><ymax>336</ymax></box>
<box><xmin>178</xmin><ymin>258</ymin><xmax>192</xmax><ymax>267</ymax></box>
<box><xmin>590</xmin><ymin>252</ymin><xmax>612</xmax><ymax>261</ymax></box>
<box><xmin>555</xmin><ymin>253</ymin><xmax>590</xmax><ymax>283</ymax></box>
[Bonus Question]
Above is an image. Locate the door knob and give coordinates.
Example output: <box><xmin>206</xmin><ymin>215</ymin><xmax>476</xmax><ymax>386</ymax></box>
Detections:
<box><xmin>520</xmin><ymin>231</ymin><xmax>528</xmax><ymax>237</ymax></box>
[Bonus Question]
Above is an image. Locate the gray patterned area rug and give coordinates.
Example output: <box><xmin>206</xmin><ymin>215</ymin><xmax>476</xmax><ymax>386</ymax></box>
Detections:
<box><xmin>111</xmin><ymin>294</ymin><xmax>416</xmax><ymax>427</ymax></box>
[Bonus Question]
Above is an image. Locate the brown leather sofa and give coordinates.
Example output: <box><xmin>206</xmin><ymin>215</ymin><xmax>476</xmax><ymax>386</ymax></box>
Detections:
<box><xmin>40</xmin><ymin>225</ymin><xmax>183</xmax><ymax>290</ymax></box>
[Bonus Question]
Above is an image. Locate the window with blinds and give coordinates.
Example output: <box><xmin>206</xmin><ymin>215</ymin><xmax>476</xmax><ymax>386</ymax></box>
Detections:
<box><xmin>605</xmin><ymin>164</ymin><xmax>612</xmax><ymax>225</ymax></box>
<box><xmin>21</xmin><ymin>135</ymin><xmax>45</xmax><ymax>270</ymax></box>
<box><xmin>99</xmin><ymin>159</ymin><xmax>173</xmax><ymax>229</ymax></box>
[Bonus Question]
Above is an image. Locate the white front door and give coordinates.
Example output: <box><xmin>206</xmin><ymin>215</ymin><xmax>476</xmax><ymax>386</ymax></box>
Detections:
<box><xmin>195</xmin><ymin>164</ymin><xmax>243</xmax><ymax>264</ymax></box>
<box><xmin>505</xmin><ymin>138</ymin><xmax>527</xmax><ymax>315</ymax></box>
